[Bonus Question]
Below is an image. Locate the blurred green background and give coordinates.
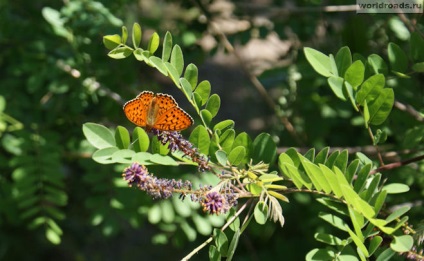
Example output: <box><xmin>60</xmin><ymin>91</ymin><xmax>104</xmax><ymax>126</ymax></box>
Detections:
<box><xmin>0</xmin><ymin>0</ymin><xmax>423</xmax><ymax>260</ymax></box>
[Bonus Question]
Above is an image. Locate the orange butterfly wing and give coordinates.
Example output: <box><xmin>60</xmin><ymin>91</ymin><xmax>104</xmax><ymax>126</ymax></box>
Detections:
<box><xmin>123</xmin><ymin>91</ymin><xmax>193</xmax><ymax>131</ymax></box>
<box><xmin>123</xmin><ymin>91</ymin><xmax>154</xmax><ymax>127</ymax></box>
<box><xmin>152</xmin><ymin>93</ymin><xmax>193</xmax><ymax>131</ymax></box>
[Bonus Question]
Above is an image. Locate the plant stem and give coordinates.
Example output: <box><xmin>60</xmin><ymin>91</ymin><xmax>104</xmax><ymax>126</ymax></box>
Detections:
<box><xmin>181</xmin><ymin>199</ymin><xmax>250</xmax><ymax>260</ymax></box>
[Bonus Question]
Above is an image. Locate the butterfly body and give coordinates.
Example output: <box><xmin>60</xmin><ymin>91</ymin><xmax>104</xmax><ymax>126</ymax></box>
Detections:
<box><xmin>123</xmin><ymin>91</ymin><xmax>193</xmax><ymax>131</ymax></box>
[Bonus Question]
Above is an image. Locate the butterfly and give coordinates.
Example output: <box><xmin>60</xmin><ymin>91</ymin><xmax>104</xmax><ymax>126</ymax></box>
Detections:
<box><xmin>123</xmin><ymin>91</ymin><xmax>193</xmax><ymax>131</ymax></box>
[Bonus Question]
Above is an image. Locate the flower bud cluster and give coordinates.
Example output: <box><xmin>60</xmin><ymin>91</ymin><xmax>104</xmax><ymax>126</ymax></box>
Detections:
<box><xmin>122</xmin><ymin>162</ymin><xmax>192</xmax><ymax>199</ymax></box>
<box><xmin>191</xmin><ymin>185</ymin><xmax>238</xmax><ymax>215</ymax></box>
<box><xmin>123</xmin><ymin>163</ymin><xmax>238</xmax><ymax>214</ymax></box>
<box><xmin>152</xmin><ymin>129</ymin><xmax>210</xmax><ymax>172</ymax></box>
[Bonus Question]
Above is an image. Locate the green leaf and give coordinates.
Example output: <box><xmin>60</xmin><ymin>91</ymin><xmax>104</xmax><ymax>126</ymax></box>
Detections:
<box><xmin>172</xmin><ymin>196</ymin><xmax>192</xmax><ymax>218</ymax></box>
<box><xmin>233</xmin><ymin>132</ymin><xmax>252</xmax><ymax>164</ymax></box>
<box><xmin>368</xmin><ymin>54</ymin><xmax>388</xmax><ymax>75</ymax></box>
<box><xmin>189</xmin><ymin>125</ymin><xmax>210</xmax><ymax>155</ymax></box>
<box><xmin>115</xmin><ymin>126</ymin><xmax>130</xmax><ymax>149</ymax></box>
<box><xmin>388</xmin><ymin>42</ymin><xmax>408</xmax><ymax>74</ymax></box>
<box><xmin>160</xmin><ymin>200</ymin><xmax>175</xmax><ymax>223</ymax></box>
<box><xmin>346</xmin><ymin>226</ymin><xmax>369</xmax><ymax>257</ymax></box>
<box><xmin>132</xmin><ymin>127</ymin><xmax>149</xmax><ymax>152</ymax></box>
<box><xmin>327</xmin><ymin>76</ymin><xmax>346</xmax><ymax>100</ymax></box>
<box><xmin>108</xmin><ymin>46</ymin><xmax>133</xmax><ymax>59</ymax></box>
<box><xmin>349</xmin><ymin>207</ymin><xmax>365</xmax><ymax>240</ymax></box>
<box><xmin>148</xmin><ymin>32</ymin><xmax>160</xmax><ymax>54</ymax></box>
<box><xmin>148</xmin><ymin>204</ymin><xmax>162</xmax><ymax>224</ymax></box>
<box><xmin>226</xmin><ymin>230</ymin><xmax>240</xmax><ymax>261</ymax></box>
<box><xmin>305</xmin><ymin>249</ymin><xmax>335</xmax><ymax>261</ymax></box>
<box><xmin>150</xmin><ymin>154</ymin><xmax>178</xmax><ymax>166</ymax></box>
<box><xmin>389</xmin><ymin>17</ymin><xmax>410</xmax><ymax>41</ymax></box>
<box><xmin>403</xmin><ymin>126</ymin><xmax>424</xmax><ymax>148</ymax></box>
<box><xmin>376</xmin><ymin>248</ymin><xmax>395</xmax><ymax>261</ymax></box>
<box><xmin>46</xmin><ymin>227</ymin><xmax>61</xmax><ymax>245</ymax></box>
<box><xmin>412</xmin><ymin>62</ymin><xmax>424</xmax><ymax>72</ymax></box>
<box><xmin>373</xmin><ymin>190</ymin><xmax>387</xmax><ymax>215</ymax></box>
<box><xmin>329</xmin><ymin>54</ymin><xmax>338</xmax><ymax>75</ymax></box>
<box><xmin>368</xmin><ymin>236</ymin><xmax>383</xmax><ymax>255</ymax></box>
<box><xmin>335</xmin><ymin>46</ymin><xmax>352</xmax><ymax>77</ymax></box>
<box><xmin>301</xmin><ymin>160</ymin><xmax>326</xmax><ymax>192</ymax></box>
<box><xmin>226</xmin><ymin>208</ymin><xmax>240</xmax><ymax>231</ymax></box>
<box><xmin>345</xmin><ymin>159</ymin><xmax>360</xmax><ymax>183</ymax></box>
<box><xmin>304</xmin><ymin>47</ymin><xmax>332</xmax><ymax>77</ymax></box>
<box><xmin>247</xmin><ymin>183</ymin><xmax>262</xmax><ymax>195</ymax></box>
<box><xmin>103</xmin><ymin>34</ymin><xmax>121</xmax><ymax>50</ymax></box>
<box><xmin>320</xmin><ymin>164</ymin><xmax>343</xmax><ymax>198</ymax></box>
<box><xmin>382</xmin><ymin>183</ymin><xmax>409</xmax><ymax>194</ymax></box>
<box><xmin>192</xmin><ymin>92</ymin><xmax>202</xmax><ymax>109</ymax></box>
<box><xmin>315</xmin><ymin>147</ymin><xmax>329</xmax><ymax>164</ymax></box>
<box><xmin>325</xmin><ymin>151</ymin><xmax>339</xmax><ymax>168</ymax></box>
<box><xmin>354</xmin><ymin>164</ymin><xmax>371</xmax><ymax>193</ymax></box>
<box><xmin>344</xmin><ymin>81</ymin><xmax>358</xmax><ymax>111</ymax></box>
<box><xmin>254</xmin><ymin>201</ymin><xmax>268</xmax><ymax>225</ymax></box>
<box><xmin>47</xmin><ymin>219</ymin><xmax>63</xmax><ymax>235</ymax></box>
<box><xmin>206</xmin><ymin>94</ymin><xmax>221</xmax><ymax>118</ymax></box>
<box><xmin>132</xmin><ymin>23</ymin><xmax>142</xmax><ymax>48</ymax></box>
<box><xmin>364</xmin><ymin>173</ymin><xmax>381</xmax><ymax>201</ymax></box>
<box><xmin>151</xmin><ymin>136</ymin><xmax>169</xmax><ymax>155</ymax></box>
<box><xmin>162</xmin><ymin>31</ymin><xmax>173</xmax><ymax>62</ymax></box>
<box><xmin>304</xmin><ymin>148</ymin><xmax>315</xmax><ymax>162</ymax></box>
<box><xmin>363</xmin><ymin>100</ymin><xmax>370</xmax><ymax>127</ymax></box>
<box><xmin>279</xmin><ymin>152</ymin><xmax>312</xmax><ymax>189</ymax></box>
<box><xmin>213</xmin><ymin>229</ymin><xmax>228</xmax><ymax>257</ymax></box>
<box><xmin>356</xmin><ymin>74</ymin><xmax>385</xmax><ymax>106</ymax></box>
<box><xmin>0</xmin><ymin>95</ymin><xmax>5</xmax><ymax>113</ymax></box>
<box><xmin>213</xmin><ymin>120</ymin><xmax>234</xmax><ymax>133</ymax></box>
<box><xmin>164</xmin><ymin>62</ymin><xmax>181</xmax><ymax>87</ymax></box>
<box><xmin>252</xmin><ymin>133</ymin><xmax>276</xmax><ymax>164</ymax></box>
<box><xmin>149</xmin><ymin>56</ymin><xmax>168</xmax><ymax>76</ymax></box>
<box><xmin>92</xmin><ymin>147</ymin><xmax>119</xmax><ymax>164</ymax></box>
<box><xmin>334</xmin><ymin>150</ymin><xmax>348</xmax><ymax>173</ymax></box>
<box><xmin>373</xmin><ymin>129</ymin><xmax>387</xmax><ymax>145</ymax></box>
<box><xmin>209</xmin><ymin>245</ymin><xmax>221</xmax><ymax>261</ymax></box>
<box><xmin>133</xmin><ymin>48</ymin><xmax>149</xmax><ymax>62</ymax></box>
<box><xmin>83</xmin><ymin>123</ymin><xmax>116</xmax><ymax>149</ymax></box>
<box><xmin>132</xmin><ymin>152</ymin><xmax>153</xmax><ymax>165</ymax></box>
<box><xmin>180</xmin><ymin>78</ymin><xmax>193</xmax><ymax>99</ymax></box>
<box><xmin>319</xmin><ymin>212</ymin><xmax>348</xmax><ymax>231</ymax></box>
<box><xmin>410</xmin><ymin>32</ymin><xmax>424</xmax><ymax>61</ymax></box>
<box><xmin>314</xmin><ymin>232</ymin><xmax>343</xmax><ymax>246</ymax></box>
<box><xmin>219</xmin><ymin>129</ymin><xmax>235</xmax><ymax>154</ymax></box>
<box><xmin>121</xmin><ymin>26</ymin><xmax>128</xmax><ymax>44</ymax></box>
<box><xmin>344</xmin><ymin>60</ymin><xmax>365</xmax><ymax>90</ymax></box>
<box><xmin>194</xmin><ymin>80</ymin><xmax>211</xmax><ymax>106</ymax></box>
<box><xmin>316</xmin><ymin>198</ymin><xmax>348</xmax><ymax>216</ymax></box>
<box><xmin>228</xmin><ymin>146</ymin><xmax>246</xmax><ymax>166</ymax></box>
<box><xmin>368</xmin><ymin>88</ymin><xmax>394</xmax><ymax>125</ymax></box>
<box><xmin>340</xmin><ymin>183</ymin><xmax>376</xmax><ymax>218</ymax></box>
<box><xmin>184</xmin><ymin>63</ymin><xmax>198</xmax><ymax>90</ymax></box>
<box><xmin>386</xmin><ymin>206</ymin><xmax>410</xmax><ymax>223</ymax></box>
<box><xmin>200</xmin><ymin>109</ymin><xmax>212</xmax><ymax>126</ymax></box>
<box><xmin>170</xmin><ymin>45</ymin><xmax>184</xmax><ymax>76</ymax></box>
<box><xmin>215</xmin><ymin>150</ymin><xmax>228</xmax><ymax>166</ymax></box>
<box><xmin>390</xmin><ymin>235</ymin><xmax>413</xmax><ymax>252</ymax></box>
<box><xmin>111</xmin><ymin>149</ymin><xmax>134</xmax><ymax>164</ymax></box>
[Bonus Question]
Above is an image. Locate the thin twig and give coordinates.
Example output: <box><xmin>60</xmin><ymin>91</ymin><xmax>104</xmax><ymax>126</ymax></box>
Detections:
<box><xmin>181</xmin><ymin>199</ymin><xmax>251</xmax><ymax>261</ymax></box>
<box><xmin>394</xmin><ymin>100</ymin><xmax>424</xmax><ymax>122</ymax></box>
<box><xmin>370</xmin><ymin>154</ymin><xmax>424</xmax><ymax>175</ymax></box>
<box><xmin>193</xmin><ymin>0</ymin><xmax>303</xmax><ymax>145</ymax></box>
